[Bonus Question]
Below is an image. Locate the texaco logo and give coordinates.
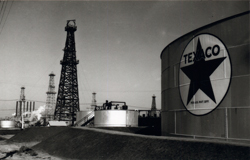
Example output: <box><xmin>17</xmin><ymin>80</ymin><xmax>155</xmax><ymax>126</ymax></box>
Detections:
<box><xmin>179</xmin><ymin>34</ymin><xmax>231</xmax><ymax>115</ymax></box>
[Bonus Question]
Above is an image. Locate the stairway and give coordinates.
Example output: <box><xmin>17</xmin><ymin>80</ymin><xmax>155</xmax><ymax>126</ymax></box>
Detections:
<box><xmin>74</xmin><ymin>111</ymin><xmax>95</xmax><ymax>126</ymax></box>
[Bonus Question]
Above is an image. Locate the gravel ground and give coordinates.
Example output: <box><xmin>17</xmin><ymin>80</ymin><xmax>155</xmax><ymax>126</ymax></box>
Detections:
<box><xmin>0</xmin><ymin>140</ymin><xmax>62</xmax><ymax>159</ymax></box>
<box><xmin>34</xmin><ymin>127</ymin><xmax>250</xmax><ymax>160</ymax></box>
<box><xmin>2</xmin><ymin>127</ymin><xmax>250</xmax><ymax>160</ymax></box>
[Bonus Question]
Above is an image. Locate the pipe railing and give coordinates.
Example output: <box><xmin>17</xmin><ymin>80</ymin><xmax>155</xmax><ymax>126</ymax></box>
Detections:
<box><xmin>74</xmin><ymin>111</ymin><xmax>94</xmax><ymax>127</ymax></box>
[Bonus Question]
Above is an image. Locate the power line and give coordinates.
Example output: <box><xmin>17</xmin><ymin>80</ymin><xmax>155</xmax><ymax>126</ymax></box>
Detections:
<box><xmin>0</xmin><ymin>99</ymin><xmax>46</xmax><ymax>103</ymax></box>
<box><xmin>1</xmin><ymin>109</ymin><xmax>16</xmax><ymax>110</ymax></box>
<box><xmin>0</xmin><ymin>1</ymin><xmax>5</xmax><ymax>24</ymax></box>
<box><xmin>90</xmin><ymin>90</ymin><xmax>160</xmax><ymax>93</ymax></box>
<box><xmin>0</xmin><ymin>0</ymin><xmax>13</xmax><ymax>36</ymax></box>
<box><xmin>127</xmin><ymin>105</ymin><xmax>151</xmax><ymax>109</ymax></box>
<box><xmin>0</xmin><ymin>0</ymin><xmax>7</xmax><ymax>27</ymax></box>
<box><xmin>26</xmin><ymin>99</ymin><xmax>46</xmax><ymax>103</ymax></box>
<box><xmin>80</xmin><ymin>102</ymin><xmax>103</xmax><ymax>105</ymax></box>
<box><xmin>0</xmin><ymin>99</ymin><xmax>18</xmax><ymax>102</ymax></box>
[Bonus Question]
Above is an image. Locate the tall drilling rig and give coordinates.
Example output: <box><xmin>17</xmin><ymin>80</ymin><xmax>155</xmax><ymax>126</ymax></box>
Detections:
<box><xmin>91</xmin><ymin>92</ymin><xmax>97</xmax><ymax>110</ymax></box>
<box><xmin>150</xmin><ymin>94</ymin><xmax>157</xmax><ymax>117</ymax></box>
<box><xmin>54</xmin><ymin>20</ymin><xmax>80</xmax><ymax>125</ymax></box>
<box><xmin>20</xmin><ymin>87</ymin><xmax>26</xmax><ymax>117</ymax></box>
<box><xmin>45</xmin><ymin>72</ymin><xmax>56</xmax><ymax>120</ymax></box>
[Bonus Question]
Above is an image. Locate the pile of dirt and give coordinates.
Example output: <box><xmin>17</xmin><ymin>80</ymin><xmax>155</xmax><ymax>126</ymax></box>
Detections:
<box><xmin>0</xmin><ymin>129</ymin><xmax>21</xmax><ymax>135</ymax></box>
<box><xmin>7</xmin><ymin>127</ymin><xmax>70</xmax><ymax>143</ymax></box>
<box><xmin>0</xmin><ymin>136</ymin><xmax>6</xmax><ymax>141</ymax></box>
<box><xmin>29</xmin><ymin>127</ymin><xmax>250</xmax><ymax>160</ymax></box>
<box><xmin>0</xmin><ymin>146</ymin><xmax>37</xmax><ymax>159</ymax></box>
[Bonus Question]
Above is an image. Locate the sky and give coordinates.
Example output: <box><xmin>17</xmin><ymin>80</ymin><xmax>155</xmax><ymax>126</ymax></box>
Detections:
<box><xmin>0</xmin><ymin>0</ymin><xmax>249</xmax><ymax>118</ymax></box>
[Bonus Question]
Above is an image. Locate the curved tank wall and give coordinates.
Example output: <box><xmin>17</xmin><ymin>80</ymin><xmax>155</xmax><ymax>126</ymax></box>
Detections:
<box><xmin>94</xmin><ymin>110</ymin><xmax>138</xmax><ymax>127</ymax></box>
<box><xmin>0</xmin><ymin>121</ymin><xmax>15</xmax><ymax>128</ymax></box>
<box><xmin>76</xmin><ymin>111</ymin><xmax>93</xmax><ymax>121</ymax></box>
<box><xmin>161</xmin><ymin>11</ymin><xmax>250</xmax><ymax>141</ymax></box>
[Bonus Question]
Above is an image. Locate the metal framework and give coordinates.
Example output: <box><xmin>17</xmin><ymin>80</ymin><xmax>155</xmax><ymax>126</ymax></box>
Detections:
<box><xmin>20</xmin><ymin>86</ymin><xmax>25</xmax><ymax>101</ymax></box>
<box><xmin>46</xmin><ymin>72</ymin><xmax>56</xmax><ymax>118</ymax></box>
<box><xmin>54</xmin><ymin>20</ymin><xmax>80</xmax><ymax>125</ymax></box>
<box><xmin>150</xmin><ymin>94</ymin><xmax>157</xmax><ymax>117</ymax></box>
<box><xmin>90</xmin><ymin>92</ymin><xmax>96</xmax><ymax>110</ymax></box>
<box><xmin>16</xmin><ymin>87</ymin><xmax>25</xmax><ymax>117</ymax></box>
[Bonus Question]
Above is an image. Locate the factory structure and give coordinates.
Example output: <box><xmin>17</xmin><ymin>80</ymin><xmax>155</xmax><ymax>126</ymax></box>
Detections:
<box><xmin>161</xmin><ymin>11</ymin><xmax>250</xmax><ymax>141</ymax></box>
<box><xmin>15</xmin><ymin>87</ymin><xmax>36</xmax><ymax>118</ymax></box>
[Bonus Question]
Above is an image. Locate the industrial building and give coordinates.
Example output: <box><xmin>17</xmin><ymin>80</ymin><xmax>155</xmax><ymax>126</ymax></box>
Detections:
<box><xmin>161</xmin><ymin>11</ymin><xmax>250</xmax><ymax>141</ymax></box>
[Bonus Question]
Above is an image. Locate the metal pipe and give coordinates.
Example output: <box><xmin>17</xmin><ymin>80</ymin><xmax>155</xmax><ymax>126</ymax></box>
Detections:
<box><xmin>174</xmin><ymin>111</ymin><xmax>177</xmax><ymax>134</ymax></box>
<box><xmin>225</xmin><ymin>108</ymin><xmax>228</xmax><ymax>140</ymax></box>
<box><xmin>110</xmin><ymin>101</ymin><xmax>126</xmax><ymax>105</ymax></box>
<box><xmin>21</xmin><ymin>104</ymin><xmax>24</xmax><ymax>129</ymax></box>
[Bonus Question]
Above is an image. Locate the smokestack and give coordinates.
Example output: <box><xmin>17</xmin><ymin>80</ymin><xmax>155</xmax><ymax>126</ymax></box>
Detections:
<box><xmin>30</xmin><ymin>101</ymin><xmax>32</xmax><ymax>112</ymax></box>
<box><xmin>23</xmin><ymin>101</ymin><xmax>25</xmax><ymax>114</ymax></box>
<box><xmin>26</xmin><ymin>102</ymin><xmax>29</xmax><ymax>112</ymax></box>
<box><xmin>16</xmin><ymin>101</ymin><xmax>18</xmax><ymax>117</ymax></box>
<box><xmin>19</xmin><ymin>101</ymin><xmax>22</xmax><ymax>117</ymax></box>
<box><xmin>33</xmin><ymin>101</ymin><xmax>35</xmax><ymax>111</ymax></box>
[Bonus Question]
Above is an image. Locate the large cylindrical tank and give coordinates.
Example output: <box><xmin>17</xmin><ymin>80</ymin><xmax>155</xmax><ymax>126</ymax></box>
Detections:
<box><xmin>94</xmin><ymin>110</ymin><xmax>138</xmax><ymax>127</ymax></box>
<box><xmin>161</xmin><ymin>11</ymin><xmax>250</xmax><ymax>141</ymax></box>
<box><xmin>0</xmin><ymin>120</ymin><xmax>15</xmax><ymax>128</ymax></box>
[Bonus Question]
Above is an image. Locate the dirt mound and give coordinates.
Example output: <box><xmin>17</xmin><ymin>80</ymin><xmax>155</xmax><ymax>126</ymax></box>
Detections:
<box><xmin>0</xmin><ymin>129</ymin><xmax>21</xmax><ymax>135</ymax></box>
<box><xmin>0</xmin><ymin>136</ymin><xmax>6</xmax><ymax>140</ymax></box>
<box><xmin>32</xmin><ymin>127</ymin><xmax>250</xmax><ymax>160</ymax></box>
<box><xmin>7</xmin><ymin>127</ymin><xmax>70</xmax><ymax>143</ymax></box>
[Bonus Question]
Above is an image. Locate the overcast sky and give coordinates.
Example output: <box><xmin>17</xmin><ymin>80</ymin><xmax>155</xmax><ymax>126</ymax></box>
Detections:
<box><xmin>0</xmin><ymin>1</ymin><xmax>248</xmax><ymax>118</ymax></box>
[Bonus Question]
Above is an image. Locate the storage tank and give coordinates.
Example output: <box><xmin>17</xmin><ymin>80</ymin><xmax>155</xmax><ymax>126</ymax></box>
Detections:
<box><xmin>161</xmin><ymin>11</ymin><xmax>250</xmax><ymax>141</ymax></box>
<box><xmin>0</xmin><ymin>120</ymin><xmax>16</xmax><ymax>128</ymax></box>
<box><xmin>94</xmin><ymin>110</ymin><xmax>138</xmax><ymax>127</ymax></box>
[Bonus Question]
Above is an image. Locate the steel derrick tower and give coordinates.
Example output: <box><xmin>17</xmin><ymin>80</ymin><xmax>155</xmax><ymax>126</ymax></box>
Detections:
<box><xmin>54</xmin><ymin>20</ymin><xmax>80</xmax><ymax>125</ymax></box>
<box><xmin>45</xmin><ymin>72</ymin><xmax>56</xmax><ymax>119</ymax></box>
<box><xmin>150</xmin><ymin>94</ymin><xmax>157</xmax><ymax>117</ymax></box>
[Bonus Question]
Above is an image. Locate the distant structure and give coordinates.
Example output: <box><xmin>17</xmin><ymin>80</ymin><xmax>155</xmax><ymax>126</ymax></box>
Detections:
<box><xmin>45</xmin><ymin>72</ymin><xmax>56</xmax><ymax>120</ymax></box>
<box><xmin>15</xmin><ymin>87</ymin><xmax>35</xmax><ymax>117</ymax></box>
<box><xmin>20</xmin><ymin>87</ymin><xmax>25</xmax><ymax>116</ymax></box>
<box><xmin>91</xmin><ymin>92</ymin><xmax>97</xmax><ymax>110</ymax></box>
<box><xmin>54</xmin><ymin>20</ymin><xmax>80</xmax><ymax>125</ymax></box>
<box><xmin>150</xmin><ymin>94</ymin><xmax>157</xmax><ymax>117</ymax></box>
<box><xmin>20</xmin><ymin>86</ymin><xmax>25</xmax><ymax>101</ymax></box>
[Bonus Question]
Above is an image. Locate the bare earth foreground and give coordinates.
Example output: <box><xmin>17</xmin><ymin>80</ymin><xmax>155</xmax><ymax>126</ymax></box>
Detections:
<box><xmin>0</xmin><ymin>127</ymin><xmax>250</xmax><ymax>160</ymax></box>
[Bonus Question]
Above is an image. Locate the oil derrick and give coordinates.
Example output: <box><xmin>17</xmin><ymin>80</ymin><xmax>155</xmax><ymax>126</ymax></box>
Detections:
<box><xmin>91</xmin><ymin>92</ymin><xmax>97</xmax><ymax>110</ymax></box>
<box><xmin>19</xmin><ymin>87</ymin><xmax>26</xmax><ymax>116</ymax></box>
<box><xmin>45</xmin><ymin>72</ymin><xmax>56</xmax><ymax>120</ymax></box>
<box><xmin>54</xmin><ymin>20</ymin><xmax>80</xmax><ymax>125</ymax></box>
<box><xmin>150</xmin><ymin>94</ymin><xmax>157</xmax><ymax>117</ymax></box>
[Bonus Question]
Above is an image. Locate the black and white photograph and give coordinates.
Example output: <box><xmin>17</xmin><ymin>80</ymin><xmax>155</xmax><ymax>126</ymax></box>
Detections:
<box><xmin>0</xmin><ymin>0</ymin><xmax>249</xmax><ymax>159</ymax></box>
